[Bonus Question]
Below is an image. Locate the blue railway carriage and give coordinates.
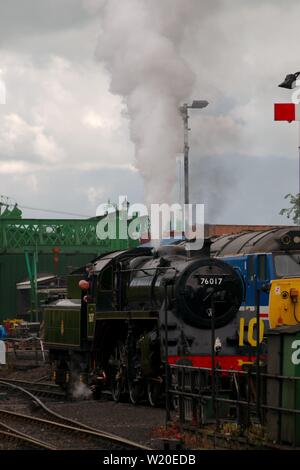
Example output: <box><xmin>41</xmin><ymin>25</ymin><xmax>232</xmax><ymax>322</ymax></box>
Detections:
<box><xmin>211</xmin><ymin>227</ymin><xmax>300</xmax><ymax>342</ymax></box>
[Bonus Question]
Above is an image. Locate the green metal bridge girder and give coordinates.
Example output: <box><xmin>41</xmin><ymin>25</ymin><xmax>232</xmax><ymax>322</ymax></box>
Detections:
<box><xmin>0</xmin><ymin>215</ymin><xmax>139</xmax><ymax>320</ymax></box>
<box><xmin>0</xmin><ymin>217</ymin><xmax>134</xmax><ymax>254</ymax></box>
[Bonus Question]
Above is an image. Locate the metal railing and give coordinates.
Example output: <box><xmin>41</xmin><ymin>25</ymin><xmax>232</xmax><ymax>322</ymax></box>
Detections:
<box><xmin>168</xmin><ymin>363</ymin><xmax>300</xmax><ymax>447</ymax></box>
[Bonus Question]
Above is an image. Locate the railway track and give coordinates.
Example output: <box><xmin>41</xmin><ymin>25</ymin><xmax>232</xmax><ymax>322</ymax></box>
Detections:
<box><xmin>0</xmin><ymin>380</ymin><xmax>150</xmax><ymax>450</ymax></box>
<box><xmin>0</xmin><ymin>429</ymin><xmax>55</xmax><ymax>450</ymax></box>
<box><xmin>0</xmin><ymin>378</ymin><xmax>66</xmax><ymax>399</ymax></box>
<box><xmin>0</xmin><ymin>422</ymin><xmax>57</xmax><ymax>450</ymax></box>
<box><xmin>0</xmin><ymin>408</ymin><xmax>149</xmax><ymax>450</ymax></box>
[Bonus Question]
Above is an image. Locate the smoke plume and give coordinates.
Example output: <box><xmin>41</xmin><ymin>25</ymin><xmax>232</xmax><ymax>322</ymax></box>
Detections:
<box><xmin>72</xmin><ymin>380</ymin><xmax>92</xmax><ymax>400</ymax></box>
<box><xmin>95</xmin><ymin>0</ymin><xmax>201</xmax><ymax>205</ymax></box>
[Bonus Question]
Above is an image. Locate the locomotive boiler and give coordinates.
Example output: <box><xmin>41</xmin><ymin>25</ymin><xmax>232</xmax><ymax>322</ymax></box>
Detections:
<box><xmin>44</xmin><ymin>241</ymin><xmax>244</xmax><ymax>405</ymax></box>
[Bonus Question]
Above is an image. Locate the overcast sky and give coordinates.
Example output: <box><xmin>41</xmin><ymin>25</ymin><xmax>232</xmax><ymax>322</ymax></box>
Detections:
<box><xmin>0</xmin><ymin>0</ymin><xmax>299</xmax><ymax>224</ymax></box>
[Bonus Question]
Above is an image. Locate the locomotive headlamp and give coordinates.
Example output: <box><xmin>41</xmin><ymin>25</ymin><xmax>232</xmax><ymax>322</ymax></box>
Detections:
<box><xmin>281</xmin><ymin>235</ymin><xmax>291</xmax><ymax>245</ymax></box>
<box><xmin>278</xmin><ymin>72</ymin><xmax>300</xmax><ymax>89</ymax></box>
<box><xmin>280</xmin><ymin>231</ymin><xmax>300</xmax><ymax>248</ymax></box>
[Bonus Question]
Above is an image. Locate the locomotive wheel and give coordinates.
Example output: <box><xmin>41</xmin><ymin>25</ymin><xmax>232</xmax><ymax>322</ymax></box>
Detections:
<box><xmin>128</xmin><ymin>379</ymin><xmax>144</xmax><ymax>405</ymax></box>
<box><xmin>109</xmin><ymin>342</ymin><xmax>125</xmax><ymax>402</ymax></box>
<box><xmin>147</xmin><ymin>379</ymin><xmax>163</xmax><ymax>407</ymax></box>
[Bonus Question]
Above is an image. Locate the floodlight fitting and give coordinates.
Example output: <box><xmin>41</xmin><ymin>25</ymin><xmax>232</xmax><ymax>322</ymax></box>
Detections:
<box><xmin>278</xmin><ymin>72</ymin><xmax>300</xmax><ymax>89</ymax></box>
<box><xmin>190</xmin><ymin>100</ymin><xmax>209</xmax><ymax>109</ymax></box>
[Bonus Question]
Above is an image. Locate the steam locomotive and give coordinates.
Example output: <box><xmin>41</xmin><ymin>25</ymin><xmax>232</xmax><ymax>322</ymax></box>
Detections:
<box><xmin>44</xmin><ymin>240</ymin><xmax>245</xmax><ymax>405</ymax></box>
<box><xmin>43</xmin><ymin>226</ymin><xmax>300</xmax><ymax>405</ymax></box>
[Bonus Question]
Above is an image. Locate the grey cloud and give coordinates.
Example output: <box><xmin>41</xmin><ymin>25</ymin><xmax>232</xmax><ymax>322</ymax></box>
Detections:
<box><xmin>0</xmin><ymin>0</ymin><xmax>92</xmax><ymax>45</ymax></box>
<box><xmin>0</xmin><ymin>0</ymin><xmax>299</xmax><ymax>226</ymax></box>
<box><xmin>7</xmin><ymin>166</ymin><xmax>144</xmax><ymax>219</ymax></box>
<box><xmin>190</xmin><ymin>153</ymin><xmax>297</xmax><ymax>224</ymax></box>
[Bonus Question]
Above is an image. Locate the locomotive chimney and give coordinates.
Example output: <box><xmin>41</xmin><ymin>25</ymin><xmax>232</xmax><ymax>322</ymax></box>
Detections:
<box><xmin>187</xmin><ymin>237</ymin><xmax>212</xmax><ymax>258</ymax></box>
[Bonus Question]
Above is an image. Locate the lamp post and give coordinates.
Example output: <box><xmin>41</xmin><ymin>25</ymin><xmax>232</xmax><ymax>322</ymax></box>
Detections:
<box><xmin>179</xmin><ymin>100</ymin><xmax>208</xmax><ymax>236</ymax></box>
<box><xmin>179</xmin><ymin>100</ymin><xmax>209</xmax><ymax>207</ymax></box>
<box><xmin>278</xmin><ymin>72</ymin><xmax>300</xmax><ymax>227</ymax></box>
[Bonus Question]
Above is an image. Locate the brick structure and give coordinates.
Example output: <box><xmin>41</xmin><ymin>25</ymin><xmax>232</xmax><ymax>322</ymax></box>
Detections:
<box><xmin>204</xmin><ymin>224</ymin><xmax>291</xmax><ymax>238</ymax></box>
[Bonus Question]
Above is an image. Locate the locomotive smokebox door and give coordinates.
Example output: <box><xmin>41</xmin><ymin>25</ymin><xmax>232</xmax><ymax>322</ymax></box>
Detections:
<box><xmin>175</xmin><ymin>258</ymin><xmax>243</xmax><ymax>329</ymax></box>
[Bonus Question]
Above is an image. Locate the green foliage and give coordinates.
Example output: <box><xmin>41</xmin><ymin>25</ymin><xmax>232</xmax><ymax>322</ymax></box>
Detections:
<box><xmin>279</xmin><ymin>193</ymin><xmax>300</xmax><ymax>224</ymax></box>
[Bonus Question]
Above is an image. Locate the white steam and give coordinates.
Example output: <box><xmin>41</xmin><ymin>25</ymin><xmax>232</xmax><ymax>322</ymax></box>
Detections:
<box><xmin>72</xmin><ymin>381</ymin><xmax>92</xmax><ymax>400</ymax></box>
<box><xmin>95</xmin><ymin>0</ymin><xmax>199</xmax><ymax>204</ymax></box>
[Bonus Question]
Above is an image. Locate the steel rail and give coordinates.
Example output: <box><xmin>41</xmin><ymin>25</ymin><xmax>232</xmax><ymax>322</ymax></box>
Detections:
<box><xmin>0</xmin><ymin>408</ymin><xmax>148</xmax><ymax>450</ymax></box>
<box><xmin>0</xmin><ymin>380</ymin><xmax>150</xmax><ymax>450</ymax></box>
<box><xmin>0</xmin><ymin>378</ymin><xmax>66</xmax><ymax>398</ymax></box>
<box><xmin>0</xmin><ymin>426</ymin><xmax>57</xmax><ymax>450</ymax></box>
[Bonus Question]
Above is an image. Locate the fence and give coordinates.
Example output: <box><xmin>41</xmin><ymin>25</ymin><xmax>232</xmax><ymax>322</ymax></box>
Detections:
<box><xmin>168</xmin><ymin>362</ymin><xmax>300</xmax><ymax>447</ymax></box>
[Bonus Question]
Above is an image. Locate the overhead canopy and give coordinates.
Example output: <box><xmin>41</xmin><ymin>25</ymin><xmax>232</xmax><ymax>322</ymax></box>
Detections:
<box><xmin>16</xmin><ymin>275</ymin><xmax>57</xmax><ymax>290</ymax></box>
<box><xmin>16</xmin><ymin>275</ymin><xmax>67</xmax><ymax>295</ymax></box>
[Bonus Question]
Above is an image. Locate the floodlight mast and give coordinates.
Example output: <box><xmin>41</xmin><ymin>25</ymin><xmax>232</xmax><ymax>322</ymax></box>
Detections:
<box><xmin>179</xmin><ymin>100</ymin><xmax>208</xmax><ymax>236</ymax></box>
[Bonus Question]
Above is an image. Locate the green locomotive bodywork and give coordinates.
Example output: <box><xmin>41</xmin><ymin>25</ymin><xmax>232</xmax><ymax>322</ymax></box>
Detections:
<box><xmin>43</xmin><ymin>247</ymin><xmax>163</xmax><ymax>402</ymax></box>
<box><xmin>44</xmin><ymin>307</ymin><xmax>81</xmax><ymax>348</ymax></box>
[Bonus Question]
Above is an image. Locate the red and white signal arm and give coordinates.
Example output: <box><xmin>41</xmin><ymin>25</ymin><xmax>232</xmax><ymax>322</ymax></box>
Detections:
<box><xmin>274</xmin><ymin>103</ymin><xmax>300</xmax><ymax>122</ymax></box>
